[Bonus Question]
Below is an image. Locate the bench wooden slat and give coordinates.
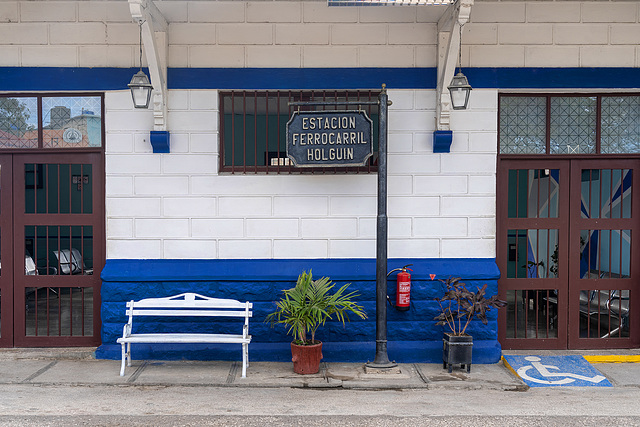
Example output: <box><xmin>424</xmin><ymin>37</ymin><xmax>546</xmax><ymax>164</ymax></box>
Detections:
<box><xmin>118</xmin><ymin>333</ymin><xmax>251</xmax><ymax>344</ymax></box>
<box><xmin>127</xmin><ymin>309</ymin><xmax>252</xmax><ymax>318</ymax></box>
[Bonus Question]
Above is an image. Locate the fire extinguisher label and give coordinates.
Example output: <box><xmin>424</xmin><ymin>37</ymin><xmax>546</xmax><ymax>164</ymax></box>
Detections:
<box><xmin>398</xmin><ymin>281</ymin><xmax>410</xmax><ymax>305</ymax></box>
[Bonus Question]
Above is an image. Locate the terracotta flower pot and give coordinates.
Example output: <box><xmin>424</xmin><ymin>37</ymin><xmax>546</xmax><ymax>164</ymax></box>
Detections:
<box><xmin>291</xmin><ymin>341</ymin><xmax>323</xmax><ymax>374</ymax></box>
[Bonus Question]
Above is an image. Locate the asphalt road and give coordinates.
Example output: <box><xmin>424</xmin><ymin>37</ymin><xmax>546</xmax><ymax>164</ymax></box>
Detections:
<box><xmin>1</xmin><ymin>384</ymin><xmax>640</xmax><ymax>426</ymax></box>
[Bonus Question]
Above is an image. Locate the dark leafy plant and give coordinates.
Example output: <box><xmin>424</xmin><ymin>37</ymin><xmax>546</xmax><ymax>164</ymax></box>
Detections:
<box><xmin>434</xmin><ymin>277</ymin><xmax>506</xmax><ymax>336</ymax></box>
<box><xmin>265</xmin><ymin>270</ymin><xmax>367</xmax><ymax>345</ymax></box>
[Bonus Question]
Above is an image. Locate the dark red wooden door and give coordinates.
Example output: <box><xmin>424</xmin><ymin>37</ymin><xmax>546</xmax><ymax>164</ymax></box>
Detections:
<box><xmin>0</xmin><ymin>153</ymin><xmax>103</xmax><ymax>347</ymax></box>
<box><xmin>499</xmin><ymin>159</ymin><xmax>639</xmax><ymax>350</ymax></box>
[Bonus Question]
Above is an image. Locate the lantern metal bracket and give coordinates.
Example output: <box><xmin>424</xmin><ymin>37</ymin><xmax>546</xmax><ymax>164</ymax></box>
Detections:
<box><xmin>436</xmin><ymin>0</ymin><xmax>473</xmax><ymax>131</ymax></box>
<box><xmin>129</xmin><ymin>0</ymin><xmax>168</xmax><ymax>132</ymax></box>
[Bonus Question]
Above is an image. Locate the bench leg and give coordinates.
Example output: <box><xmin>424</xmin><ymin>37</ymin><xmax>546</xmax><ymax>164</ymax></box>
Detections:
<box><xmin>120</xmin><ymin>343</ymin><xmax>126</xmax><ymax>376</ymax></box>
<box><xmin>242</xmin><ymin>342</ymin><xmax>248</xmax><ymax>378</ymax></box>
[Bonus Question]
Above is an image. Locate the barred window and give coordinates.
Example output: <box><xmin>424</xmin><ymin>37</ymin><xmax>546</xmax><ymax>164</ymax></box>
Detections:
<box><xmin>499</xmin><ymin>94</ymin><xmax>640</xmax><ymax>155</ymax></box>
<box><xmin>219</xmin><ymin>90</ymin><xmax>380</xmax><ymax>174</ymax></box>
<box><xmin>0</xmin><ymin>93</ymin><xmax>104</xmax><ymax>150</ymax></box>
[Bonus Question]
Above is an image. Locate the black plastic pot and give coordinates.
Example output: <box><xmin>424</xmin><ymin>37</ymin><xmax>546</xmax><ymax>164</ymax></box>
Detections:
<box><xmin>442</xmin><ymin>333</ymin><xmax>473</xmax><ymax>373</ymax></box>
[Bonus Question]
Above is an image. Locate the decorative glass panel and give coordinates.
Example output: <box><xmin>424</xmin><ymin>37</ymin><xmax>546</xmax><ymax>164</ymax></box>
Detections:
<box><xmin>578</xmin><ymin>289</ymin><xmax>629</xmax><ymax>339</ymax></box>
<box><xmin>508</xmin><ymin>169</ymin><xmax>559</xmax><ymax>219</ymax></box>
<box><xmin>499</xmin><ymin>96</ymin><xmax>546</xmax><ymax>154</ymax></box>
<box><xmin>42</xmin><ymin>96</ymin><xmax>102</xmax><ymax>148</ymax></box>
<box><xmin>506</xmin><ymin>289</ymin><xmax>559</xmax><ymax>339</ymax></box>
<box><xmin>601</xmin><ymin>96</ymin><xmax>640</xmax><ymax>154</ymax></box>
<box><xmin>550</xmin><ymin>97</ymin><xmax>597</xmax><ymax>154</ymax></box>
<box><xmin>580</xmin><ymin>229</ymin><xmax>631</xmax><ymax>280</ymax></box>
<box><xmin>581</xmin><ymin>169</ymin><xmax>632</xmax><ymax>220</ymax></box>
<box><xmin>0</xmin><ymin>97</ymin><xmax>38</xmax><ymax>149</ymax></box>
<box><xmin>507</xmin><ymin>229</ymin><xmax>559</xmax><ymax>279</ymax></box>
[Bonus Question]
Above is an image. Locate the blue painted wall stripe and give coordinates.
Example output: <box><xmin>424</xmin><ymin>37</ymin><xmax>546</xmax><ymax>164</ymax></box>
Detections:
<box><xmin>168</xmin><ymin>67</ymin><xmax>436</xmax><ymax>89</ymax></box>
<box><xmin>1</xmin><ymin>67</ymin><xmax>640</xmax><ymax>91</ymax></box>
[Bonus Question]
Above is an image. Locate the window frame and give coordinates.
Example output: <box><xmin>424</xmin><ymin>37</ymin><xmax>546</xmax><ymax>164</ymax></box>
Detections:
<box><xmin>219</xmin><ymin>90</ymin><xmax>381</xmax><ymax>174</ymax></box>
<box><xmin>0</xmin><ymin>92</ymin><xmax>105</xmax><ymax>152</ymax></box>
<box><xmin>498</xmin><ymin>92</ymin><xmax>640</xmax><ymax>158</ymax></box>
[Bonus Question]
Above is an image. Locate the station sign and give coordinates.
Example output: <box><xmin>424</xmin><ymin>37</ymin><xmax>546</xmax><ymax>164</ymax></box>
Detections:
<box><xmin>286</xmin><ymin>110</ymin><xmax>373</xmax><ymax>167</ymax></box>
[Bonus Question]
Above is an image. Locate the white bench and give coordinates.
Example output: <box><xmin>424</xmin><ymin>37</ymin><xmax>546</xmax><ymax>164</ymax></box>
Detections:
<box><xmin>117</xmin><ymin>293</ymin><xmax>253</xmax><ymax>378</ymax></box>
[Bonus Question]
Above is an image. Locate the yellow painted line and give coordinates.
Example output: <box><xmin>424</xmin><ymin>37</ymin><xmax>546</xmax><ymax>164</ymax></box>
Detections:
<box><xmin>584</xmin><ymin>355</ymin><xmax>640</xmax><ymax>364</ymax></box>
<box><xmin>501</xmin><ymin>356</ymin><xmax>522</xmax><ymax>379</ymax></box>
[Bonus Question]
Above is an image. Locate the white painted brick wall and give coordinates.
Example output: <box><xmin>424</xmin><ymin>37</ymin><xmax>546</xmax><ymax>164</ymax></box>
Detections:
<box><xmin>0</xmin><ymin>2</ymin><xmax>18</xmax><ymax>23</ymax></box>
<box><xmin>246</xmin><ymin>2</ymin><xmax>301</xmax><ymax>23</ymax></box>
<box><xmin>163</xmin><ymin>240</ymin><xmax>217</xmax><ymax>259</ymax></box>
<box><xmin>274</xmin><ymin>239</ymin><xmax>329</xmax><ymax>259</ymax></box>
<box><xmin>1</xmin><ymin>1</ymin><xmax>638</xmax><ymax>68</ymax></box>
<box><xmin>50</xmin><ymin>23</ymin><xmax>107</xmax><ymax>45</ymax></box>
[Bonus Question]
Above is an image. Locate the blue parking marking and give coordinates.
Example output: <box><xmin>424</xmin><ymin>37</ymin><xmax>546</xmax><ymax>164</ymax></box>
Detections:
<box><xmin>503</xmin><ymin>355</ymin><xmax>612</xmax><ymax>387</ymax></box>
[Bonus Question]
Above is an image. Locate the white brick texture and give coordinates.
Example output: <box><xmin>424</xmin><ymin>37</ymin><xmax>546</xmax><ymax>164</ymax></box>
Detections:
<box><xmin>103</xmin><ymin>86</ymin><xmax>502</xmax><ymax>260</ymax></box>
<box><xmin>0</xmin><ymin>1</ymin><xmax>637</xmax><ymax>70</ymax></box>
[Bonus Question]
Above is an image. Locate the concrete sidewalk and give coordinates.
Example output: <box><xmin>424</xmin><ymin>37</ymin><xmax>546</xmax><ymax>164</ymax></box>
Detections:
<box><xmin>0</xmin><ymin>348</ymin><xmax>526</xmax><ymax>391</ymax></box>
<box><xmin>0</xmin><ymin>348</ymin><xmax>638</xmax><ymax>391</ymax></box>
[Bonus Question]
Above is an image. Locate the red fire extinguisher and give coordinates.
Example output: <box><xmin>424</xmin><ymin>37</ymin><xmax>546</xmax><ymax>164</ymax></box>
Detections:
<box><xmin>387</xmin><ymin>264</ymin><xmax>413</xmax><ymax>311</ymax></box>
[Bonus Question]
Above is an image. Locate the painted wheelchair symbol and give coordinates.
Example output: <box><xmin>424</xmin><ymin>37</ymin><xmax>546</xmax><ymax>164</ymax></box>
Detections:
<box><xmin>516</xmin><ymin>356</ymin><xmax>607</xmax><ymax>385</ymax></box>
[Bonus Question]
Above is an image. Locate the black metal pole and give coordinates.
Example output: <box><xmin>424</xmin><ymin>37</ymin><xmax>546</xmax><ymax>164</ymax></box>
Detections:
<box><xmin>366</xmin><ymin>84</ymin><xmax>397</xmax><ymax>369</ymax></box>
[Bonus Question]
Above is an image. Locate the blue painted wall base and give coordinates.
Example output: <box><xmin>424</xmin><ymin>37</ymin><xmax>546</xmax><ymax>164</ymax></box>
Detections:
<box><xmin>97</xmin><ymin>258</ymin><xmax>503</xmax><ymax>364</ymax></box>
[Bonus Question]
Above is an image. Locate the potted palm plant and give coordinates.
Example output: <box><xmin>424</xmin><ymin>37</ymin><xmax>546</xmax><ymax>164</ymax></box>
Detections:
<box><xmin>434</xmin><ymin>277</ymin><xmax>506</xmax><ymax>373</ymax></box>
<box><xmin>266</xmin><ymin>270</ymin><xmax>367</xmax><ymax>374</ymax></box>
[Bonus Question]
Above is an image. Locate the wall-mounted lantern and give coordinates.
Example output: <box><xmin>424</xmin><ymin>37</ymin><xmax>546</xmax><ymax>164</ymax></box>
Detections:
<box><xmin>128</xmin><ymin>21</ymin><xmax>153</xmax><ymax>109</ymax></box>
<box><xmin>448</xmin><ymin>71</ymin><xmax>472</xmax><ymax>110</ymax></box>
<box><xmin>447</xmin><ymin>22</ymin><xmax>472</xmax><ymax>110</ymax></box>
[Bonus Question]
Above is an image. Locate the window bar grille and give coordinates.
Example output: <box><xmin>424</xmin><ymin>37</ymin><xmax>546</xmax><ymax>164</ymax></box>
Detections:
<box><xmin>533</xmin><ymin>289</ymin><xmax>540</xmax><ymax>338</ymax></box>
<box><xmin>69</xmin><ymin>283</ymin><xmax>73</xmax><ymax>337</ymax></box>
<box><xmin>34</xmin><ymin>286</ymin><xmax>39</xmax><ymax>336</ymax></box>
<box><xmin>56</xmin><ymin>226</ymin><xmax>61</xmax><ymax>276</ymax></box>
<box><xmin>265</xmin><ymin>92</ymin><xmax>270</xmax><ymax>174</ymax></box>
<box><xmin>524</xmin><ymin>289</ymin><xmax>529</xmax><ymax>338</ymax></box>
<box><xmin>254</xmin><ymin>94</ymin><xmax>258</xmax><ymax>175</ymax></box>
<box><xmin>231</xmin><ymin>93</ymin><xmax>236</xmax><ymax>175</ymax></box>
<box><xmin>243</xmin><ymin>92</ymin><xmax>247</xmax><ymax>175</ymax></box>
<box><xmin>276</xmin><ymin>92</ymin><xmax>281</xmax><ymax>174</ymax></box>
<box><xmin>546</xmin><ymin>289</ymin><xmax>550</xmax><ymax>337</ymax></box>
<box><xmin>68</xmin><ymin>164</ymin><xmax>72</xmax><ymax>214</ymax></box>
<box><xmin>80</xmin><ymin>164</ymin><xmax>84</xmax><ymax>214</ymax></box>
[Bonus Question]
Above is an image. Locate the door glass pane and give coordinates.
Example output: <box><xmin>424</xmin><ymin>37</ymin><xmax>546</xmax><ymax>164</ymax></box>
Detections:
<box><xmin>42</xmin><ymin>96</ymin><xmax>102</xmax><ymax>148</ymax></box>
<box><xmin>25</xmin><ymin>287</ymin><xmax>93</xmax><ymax>337</ymax></box>
<box><xmin>580</xmin><ymin>229</ymin><xmax>631</xmax><ymax>279</ymax></box>
<box><xmin>25</xmin><ymin>225</ymin><xmax>93</xmax><ymax>276</ymax></box>
<box><xmin>506</xmin><ymin>289</ymin><xmax>559</xmax><ymax>339</ymax></box>
<box><xmin>0</xmin><ymin>97</ymin><xmax>38</xmax><ymax>149</ymax></box>
<box><xmin>579</xmin><ymin>289</ymin><xmax>629</xmax><ymax>339</ymax></box>
<box><xmin>508</xmin><ymin>169</ymin><xmax>560</xmax><ymax>219</ymax></box>
<box><xmin>507</xmin><ymin>229</ymin><xmax>559</xmax><ymax>279</ymax></box>
<box><xmin>581</xmin><ymin>169</ymin><xmax>632</xmax><ymax>219</ymax></box>
<box><xmin>499</xmin><ymin>96</ymin><xmax>547</xmax><ymax>154</ymax></box>
<box><xmin>550</xmin><ymin>97</ymin><xmax>597</xmax><ymax>155</ymax></box>
<box><xmin>601</xmin><ymin>96</ymin><xmax>640</xmax><ymax>154</ymax></box>
<box><xmin>25</xmin><ymin>164</ymin><xmax>93</xmax><ymax>214</ymax></box>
